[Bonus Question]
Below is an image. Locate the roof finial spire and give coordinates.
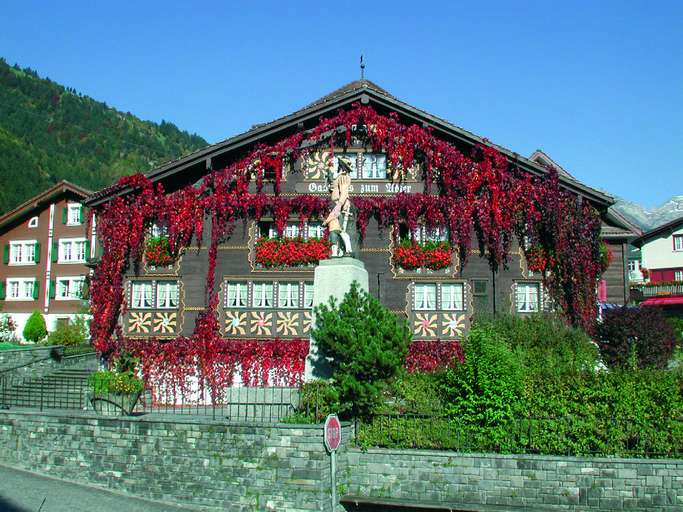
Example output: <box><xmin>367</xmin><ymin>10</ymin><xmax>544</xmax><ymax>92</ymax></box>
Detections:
<box><xmin>360</xmin><ymin>54</ymin><xmax>365</xmax><ymax>80</ymax></box>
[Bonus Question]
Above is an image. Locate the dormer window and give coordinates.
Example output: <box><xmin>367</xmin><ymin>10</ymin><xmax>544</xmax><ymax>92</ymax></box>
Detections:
<box><xmin>28</xmin><ymin>216</ymin><xmax>39</xmax><ymax>228</ymax></box>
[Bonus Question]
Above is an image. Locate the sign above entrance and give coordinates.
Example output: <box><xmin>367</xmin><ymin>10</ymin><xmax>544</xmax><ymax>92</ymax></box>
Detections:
<box><xmin>295</xmin><ymin>180</ymin><xmax>423</xmax><ymax>195</ymax></box>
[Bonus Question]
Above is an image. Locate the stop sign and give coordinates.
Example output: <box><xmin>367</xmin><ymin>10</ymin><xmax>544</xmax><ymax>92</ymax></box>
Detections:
<box><xmin>324</xmin><ymin>414</ymin><xmax>342</xmax><ymax>452</ymax></box>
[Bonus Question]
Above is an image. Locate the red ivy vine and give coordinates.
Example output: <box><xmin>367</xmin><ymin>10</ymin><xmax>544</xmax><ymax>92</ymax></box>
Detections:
<box><xmin>90</xmin><ymin>104</ymin><xmax>604</xmax><ymax>396</ymax></box>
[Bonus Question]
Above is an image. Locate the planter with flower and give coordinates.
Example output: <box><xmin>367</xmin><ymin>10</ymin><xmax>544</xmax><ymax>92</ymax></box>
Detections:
<box><xmin>144</xmin><ymin>235</ymin><xmax>175</xmax><ymax>268</ymax></box>
<box><xmin>255</xmin><ymin>237</ymin><xmax>330</xmax><ymax>268</ymax></box>
<box><xmin>599</xmin><ymin>241</ymin><xmax>613</xmax><ymax>274</ymax></box>
<box><xmin>89</xmin><ymin>353</ymin><xmax>144</xmax><ymax>416</ymax></box>
<box><xmin>392</xmin><ymin>240</ymin><xmax>453</xmax><ymax>272</ymax></box>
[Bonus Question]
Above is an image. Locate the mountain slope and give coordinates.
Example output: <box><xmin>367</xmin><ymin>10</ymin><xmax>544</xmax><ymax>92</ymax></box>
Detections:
<box><xmin>612</xmin><ymin>196</ymin><xmax>683</xmax><ymax>231</ymax></box>
<box><xmin>0</xmin><ymin>58</ymin><xmax>207</xmax><ymax>213</ymax></box>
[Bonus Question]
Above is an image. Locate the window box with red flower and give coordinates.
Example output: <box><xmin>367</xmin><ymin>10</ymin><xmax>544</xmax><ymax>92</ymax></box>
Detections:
<box><xmin>392</xmin><ymin>240</ymin><xmax>453</xmax><ymax>272</ymax></box>
<box><xmin>144</xmin><ymin>236</ymin><xmax>175</xmax><ymax>267</ymax></box>
<box><xmin>255</xmin><ymin>237</ymin><xmax>331</xmax><ymax>268</ymax></box>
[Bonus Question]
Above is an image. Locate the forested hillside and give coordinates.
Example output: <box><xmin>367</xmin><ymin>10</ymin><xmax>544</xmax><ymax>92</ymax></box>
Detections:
<box><xmin>0</xmin><ymin>58</ymin><xmax>207</xmax><ymax>213</ymax></box>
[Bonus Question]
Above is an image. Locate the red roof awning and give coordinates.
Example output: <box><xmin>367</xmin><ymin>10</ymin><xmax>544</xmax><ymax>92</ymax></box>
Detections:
<box><xmin>641</xmin><ymin>296</ymin><xmax>683</xmax><ymax>306</ymax></box>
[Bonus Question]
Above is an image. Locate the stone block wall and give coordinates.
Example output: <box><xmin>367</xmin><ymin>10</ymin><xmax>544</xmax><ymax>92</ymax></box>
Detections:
<box><xmin>0</xmin><ymin>409</ymin><xmax>351</xmax><ymax>512</ymax></box>
<box><xmin>0</xmin><ymin>345</ymin><xmax>63</xmax><ymax>373</ymax></box>
<box><xmin>342</xmin><ymin>448</ymin><xmax>683</xmax><ymax>510</ymax></box>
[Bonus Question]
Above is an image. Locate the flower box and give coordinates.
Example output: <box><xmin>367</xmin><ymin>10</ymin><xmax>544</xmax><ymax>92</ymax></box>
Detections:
<box><xmin>144</xmin><ymin>236</ymin><xmax>174</xmax><ymax>267</ymax></box>
<box><xmin>392</xmin><ymin>240</ymin><xmax>452</xmax><ymax>271</ymax></box>
<box><xmin>255</xmin><ymin>237</ymin><xmax>330</xmax><ymax>268</ymax></box>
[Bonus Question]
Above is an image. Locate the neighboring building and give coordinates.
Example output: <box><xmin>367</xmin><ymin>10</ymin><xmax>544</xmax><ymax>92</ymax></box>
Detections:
<box><xmin>0</xmin><ymin>181</ymin><xmax>96</xmax><ymax>339</ymax></box>
<box><xmin>86</xmin><ymin>80</ymin><xmax>617</xmax><ymax>344</ymax></box>
<box><xmin>631</xmin><ymin>215</ymin><xmax>683</xmax><ymax>311</ymax></box>
<box><xmin>529</xmin><ymin>150</ymin><xmax>641</xmax><ymax>305</ymax></box>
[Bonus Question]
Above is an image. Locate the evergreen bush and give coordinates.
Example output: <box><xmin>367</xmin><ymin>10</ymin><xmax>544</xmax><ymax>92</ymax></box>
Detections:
<box><xmin>311</xmin><ymin>281</ymin><xmax>410</xmax><ymax>419</ymax></box>
<box><xmin>23</xmin><ymin>310</ymin><xmax>47</xmax><ymax>343</ymax></box>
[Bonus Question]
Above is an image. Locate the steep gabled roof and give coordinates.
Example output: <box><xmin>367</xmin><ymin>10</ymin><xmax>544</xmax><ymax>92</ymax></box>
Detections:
<box><xmin>0</xmin><ymin>180</ymin><xmax>92</xmax><ymax>231</ymax></box>
<box><xmin>602</xmin><ymin>208</ymin><xmax>642</xmax><ymax>239</ymax></box>
<box><xmin>85</xmin><ymin>80</ymin><xmax>613</xmax><ymax>208</ymax></box>
<box><xmin>632</xmin><ymin>215</ymin><xmax>683</xmax><ymax>248</ymax></box>
<box><xmin>528</xmin><ymin>149</ymin><xmax>575</xmax><ymax>180</ymax></box>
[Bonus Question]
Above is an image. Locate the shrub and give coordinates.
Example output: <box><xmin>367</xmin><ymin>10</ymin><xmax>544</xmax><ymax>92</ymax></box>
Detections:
<box><xmin>286</xmin><ymin>380</ymin><xmax>341</xmax><ymax>423</ymax></box>
<box><xmin>597</xmin><ymin>307</ymin><xmax>676</xmax><ymax>369</ymax></box>
<box><xmin>312</xmin><ymin>281</ymin><xmax>411</xmax><ymax>419</ymax></box>
<box><xmin>47</xmin><ymin>315</ymin><xmax>90</xmax><ymax>346</ymax></box>
<box><xmin>440</xmin><ymin>323</ymin><xmax>524</xmax><ymax>427</ymax></box>
<box><xmin>23</xmin><ymin>310</ymin><xmax>47</xmax><ymax>343</ymax></box>
<box><xmin>88</xmin><ymin>370</ymin><xmax>144</xmax><ymax>394</ymax></box>
<box><xmin>382</xmin><ymin>370</ymin><xmax>444</xmax><ymax>415</ymax></box>
<box><xmin>0</xmin><ymin>314</ymin><xmax>18</xmax><ymax>344</ymax></box>
<box><xmin>476</xmin><ymin>314</ymin><xmax>599</xmax><ymax>377</ymax></box>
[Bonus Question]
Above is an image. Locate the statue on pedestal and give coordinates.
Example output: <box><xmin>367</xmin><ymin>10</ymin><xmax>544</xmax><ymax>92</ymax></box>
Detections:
<box><xmin>324</xmin><ymin>157</ymin><xmax>354</xmax><ymax>257</ymax></box>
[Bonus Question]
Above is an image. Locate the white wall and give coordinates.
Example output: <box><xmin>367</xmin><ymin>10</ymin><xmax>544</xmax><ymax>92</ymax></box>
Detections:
<box><xmin>641</xmin><ymin>227</ymin><xmax>683</xmax><ymax>270</ymax></box>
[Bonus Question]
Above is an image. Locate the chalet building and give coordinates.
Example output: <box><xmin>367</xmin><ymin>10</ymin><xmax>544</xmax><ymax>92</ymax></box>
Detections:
<box><xmin>632</xmin><ymin>215</ymin><xmax>683</xmax><ymax>311</ymax></box>
<box><xmin>528</xmin><ymin>150</ymin><xmax>641</xmax><ymax>306</ymax></box>
<box><xmin>0</xmin><ymin>181</ymin><xmax>96</xmax><ymax>339</ymax></box>
<box><xmin>86</xmin><ymin>81</ymin><xmax>627</xmax><ymax>344</ymax></box>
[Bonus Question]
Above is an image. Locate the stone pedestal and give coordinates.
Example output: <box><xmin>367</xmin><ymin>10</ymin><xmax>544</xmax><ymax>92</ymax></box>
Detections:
<box><xmin>304</xmin><ymin>257</ymin><xmax>369</xmax><ymax>380</ymax></box>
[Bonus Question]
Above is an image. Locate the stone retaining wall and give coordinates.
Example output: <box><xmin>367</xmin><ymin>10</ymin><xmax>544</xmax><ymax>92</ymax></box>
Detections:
<box><xmin>0</xmin><ymin>409</ymin><xmax>350</xmax><ymax>511</ymax></box>
<box><xmin>0</xmin><ymin>345</ymin><xmax>63</xmax><ymax>373</ymax></box>
<box><xmin>343</xmin><ymin>448</ymin><xmax>683</xmax><ymax>510</ymax></box>
<box><xmin>0</xmin><ymin>409</ymin><xmax>681</xmax><ymax>511</ymax></box>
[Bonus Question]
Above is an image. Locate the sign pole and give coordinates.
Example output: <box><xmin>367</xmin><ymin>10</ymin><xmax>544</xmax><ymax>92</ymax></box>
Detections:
<box><xmin>324</xmin><ymin>414</ymin><xmax>342</xmax><ymax>511</ymax></box>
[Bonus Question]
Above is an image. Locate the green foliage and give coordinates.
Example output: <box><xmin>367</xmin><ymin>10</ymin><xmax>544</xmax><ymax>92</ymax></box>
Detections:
<box><xmin>88</xmin><ymin>370</ymin><xmax>144</xmax><ymax>395</ymax></box>
<box><xmin>381</xmin><ymin>370</ymin><xmax>444</xmax><ymax>415</ymax></box>
<box><xmin>23</xmin><ymin>310</ymin><xmax>47</xmax><ymax>343</ymax></box>
<box><xmin>440</xmin><ymin>323</ymin><xmax>524</xmax><ymax>428</ymax></box>
<box><xmin>477</xmin><ymin>314</ymin><xmax>599</xmax><ymax>377</ymax></box>
<box><xmin>284</xmin><ymin>381</ymin><xmax>341</xmax><ymax>424</ymax></box>
<box><xmin>47</xmin><ymin>315</ymin><xmax>90</xmax><ymax>346</ymax></box>
<box><xmin>0</xmin><ymin>58</ymin><xmax>207</xmax><ymax>213</ymax></box>
<box><xmin>0</xmin><ymin>313</ymin><xmax>18</xmax><ymax>344</ymax></box>
<box><xmin>311</xmin><ymin>281</ymin><xmax>410</xmax><ymax>419</ymax></box>
<box><xmin>597</xmin><ymin>307</ymin><xmax>676</xmax><ymax>369</ymax></box>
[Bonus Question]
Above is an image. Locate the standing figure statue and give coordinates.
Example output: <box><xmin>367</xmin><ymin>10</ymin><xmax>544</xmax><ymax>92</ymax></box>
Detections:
<box><xmin>323</xmin><ymin>157</ymin><xmax>354</xmax><ymax>257</ymax></box>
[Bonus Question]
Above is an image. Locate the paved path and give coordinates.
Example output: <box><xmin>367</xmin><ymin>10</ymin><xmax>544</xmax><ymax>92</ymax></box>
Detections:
<box><xmin>0</xmin><ymin>464</ymin><xmax>193</xmax><ymax>512</ymax></box>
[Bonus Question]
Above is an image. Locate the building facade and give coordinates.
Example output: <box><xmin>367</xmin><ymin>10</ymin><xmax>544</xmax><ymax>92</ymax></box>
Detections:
<box><xmin>87</xmin><ymin>81</ymin><xmax>620</xmax><ymax>347</ymax></box>
<box><xmin>0</xmin><ymin>181</ymin><xmax>96</xmax><ymax>339</ymax></box>
<box><xmin>632</xmin><ymin>216</ymin><xmax>683</xmax><ymax>311</ymax></box>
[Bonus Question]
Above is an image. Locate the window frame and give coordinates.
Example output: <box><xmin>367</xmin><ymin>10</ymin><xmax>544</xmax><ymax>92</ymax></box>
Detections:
<box><xmin>674</xmin><ymin>235</ymin><xmax>683</xmax><ymax>252</ymax></box>
<box><xmin>675</xmin><ymin>270</ymin><xmax>683</xmax><ymax>282</ymax></box>
<box><xmin>278</xmin><ymin>282</ymin><xmax>300</xmax><ymax>309</ymax></box>
<box><xmin>9</xmin><ymin>240</ymin><xmax>37</xmax><ymax>265</ymax></box>
<box><xmin>303</xmin><ymin>283</ymin><xmax>314</xmax><ymax>309</ymax></box>
<box><xmin>156</xmin><ymin>281</ymin><xmax>179</xmax><ymax>309</ymax></box>
<box><xmin>130</xmin><ymin>281</ymin><xmax>154</xmax><ymax>309</ymax></box>
<box><xmin>516</xmin><ymin>282</ymin><xmax>541</xmax><ymax>313</ymax></box>
<box><xmin>55</xmin><ymin>276</ymin><xmax>86</xmax><ymax>301</ymax></box>
<box><xmin>58</xmin><ymin>238</ymin><xmax>87</xmax><ymax>263</ymax></box>
<box><xmin>226</xmin><ymin>282</ymin><xmax>248</xmax><ymax>308</ymax></box>
<box><xmin>66</xmin><ymin>203</ymin><xmax>83</xmax><ymax>226</ymax></box>
<box><xmin>28</xmin><ymin>216</ymin><xmax>39</xmax><ymax>228</ymax></box>
<box><xmin>441</xmin><ymin>283</ymin><xmax>465</xmax><ymax>311</ymax></box>
<box><xmin>252</xmin><ymin>282</ymin><xmax>274</xmax><ymax>308</ymax></box>
<box><xmin>6</xmin><ymin>278</ymin><xmax>36</xmax><ymax>301</ymax></box>
<box><xmin>413</xmin><ymin>283</ymin><xmax>437</xmax><ymax>311</ymax></box>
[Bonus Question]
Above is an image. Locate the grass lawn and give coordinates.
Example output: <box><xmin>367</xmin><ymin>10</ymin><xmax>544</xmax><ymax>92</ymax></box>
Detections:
<box><xmin>0</xmin><ymin>343</ymin><xmax>29</xmax><ymax>351</ymax></box>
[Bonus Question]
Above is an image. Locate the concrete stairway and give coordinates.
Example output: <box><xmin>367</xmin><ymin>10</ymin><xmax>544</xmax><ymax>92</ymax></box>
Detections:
<box><xmin>1</xmin><ymin>359</ymin><xmax>96</xmax><ymax>410</ymax></box>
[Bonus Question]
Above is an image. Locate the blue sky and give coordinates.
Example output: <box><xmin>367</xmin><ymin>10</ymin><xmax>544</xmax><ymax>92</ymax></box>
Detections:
<box><xmin>2</xmin><ymin>0</ymin><xmax>682</xmax><ymax>208</ymax></box>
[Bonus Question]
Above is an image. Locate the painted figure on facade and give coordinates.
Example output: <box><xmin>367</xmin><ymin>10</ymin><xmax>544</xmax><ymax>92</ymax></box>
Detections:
<box><xmin>324</xmin><ymin>157</ymin><xmax>354</xmax><ymax>257</ymax></box>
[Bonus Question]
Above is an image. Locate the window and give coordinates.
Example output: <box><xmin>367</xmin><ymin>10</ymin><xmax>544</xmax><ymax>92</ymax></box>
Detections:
<box><xmin>267</xmin><ymin>222</ymin><xmax>301</xmax><ymax>239</ymax></box>
<box><xmin>516</xmin><ymin>282</ymin><xmax>540</xmax><ymax>313</ymax></box>
<box><xmin>66</xmin><ymin>203</ymin><xmax>83</xmax><ymax>225</ymax></box>
<box><xmin>150</xmin><ymin>224</ymin><xmax>168</xmax><ymax>238</ymax></box>
<box><xmin>417</xmin><ymin>226</ymin><xmax>448</xmax><ymax>243</ymax></box>
<box><xmin>414</xmin><ymin>283</ymin><xmax>437</xmax><ymax>310</ymax></box>
<box><xmin>59</xmin><ymin>238</ymin><xmax>87</xmax><ymax>263</ymax></box>
<box><xmin>360</xmin><ymin>153</ymin><xmax>387</xmax><ymax>179</ymax></box>
<box><xmin>628</xmin><ymin>260</ymin><xmax>640</xmax><ymax>272</ymax></box>
<box><xmin>674</xmin><ymin>235</ymin><xmax>683</xmax><ymax>251</ymax></box>
<box><xmin>131</xmin><ymin>282</ymin><xmax>154</xmax><ymax>309</ymax></box>
<box><xmin>9</xmin><ymin>241</ymin><xmax>37</xmax><ymax>264</ymax></box>
<box><xmin>6</xmin><ymin>278</ymin><xmax>36</xmax><ymax>300</ymax></box>
<box><xmin>253</xmin><ymin>282</ymin><xmax>274</xmax><ymax>308</ymax></box>
<box><xmin>307</xmin><ymin>222</ymin><xmax>324</xmax><ymax>240</ymax></box>
<box><xmin>675</xmin><ymin>271</ymin><xmax>683</xmax><ymax>282</ymax></box>
<box><xmin>156</xmin><ymin>281</ymin><xmax>179</xmax><ymax>309</ymax></box>
<box><xmin>28</xmin><ymin>216</ymin><xmax>39</xmax><ymax>228</ymax></box>
<box><xmin>441</xmin><ymin>283</ymin><xmax>465</xmax><ymax>311</ymax></box>
<box><xmin>226</xmin><ymin>282</ymin><xmax>248</xmax><ymax>308</ymax></box>
<box><xmin>56</xmin><ymin>277</ymin><xmax>85</xmax><ymax>300</ymax></box>
<box><xmin>278</xmin><ymin>282</ymin><xmax>299</xmax><ymax>308</ymax></box>
<box><xmin>304</xmin><ymin>283</ymin><xmax>314</xmax><ymax>308</ymax></box>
